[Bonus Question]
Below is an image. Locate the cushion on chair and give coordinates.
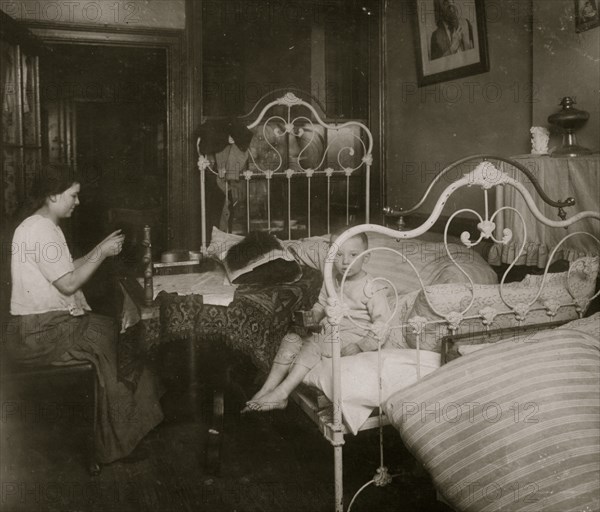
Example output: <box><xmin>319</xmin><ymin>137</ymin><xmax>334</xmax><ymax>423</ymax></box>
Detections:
<box><xmin>1</xmin><ymin>359</ymin><xmax>95</xmax><ymax>381</ymax></box>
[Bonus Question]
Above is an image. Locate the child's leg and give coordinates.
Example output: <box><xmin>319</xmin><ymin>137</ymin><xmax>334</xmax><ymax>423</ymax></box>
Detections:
<box><xmin>245</xmin><ymin>363</ymin><xmax>312</xmax><ymax>411</ymax></box>
<box><xmin>247</xmin><ymin>337</ymin><xmax>322</xmax><ymax>411</ymax></box>
<box><xmin>246</xmin><ymin>332</ymin><xmax>303</xmax><ymax>404</ymax></box>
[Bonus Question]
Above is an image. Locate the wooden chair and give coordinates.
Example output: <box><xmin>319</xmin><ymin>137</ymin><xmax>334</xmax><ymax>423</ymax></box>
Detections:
<box><xmin>1</xmin><ymin>223</ymin><xmax>100</xmax><ymax>475</ymax></box>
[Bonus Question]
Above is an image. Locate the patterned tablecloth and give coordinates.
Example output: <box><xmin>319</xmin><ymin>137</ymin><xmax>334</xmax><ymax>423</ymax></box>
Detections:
<box><xmin>118</xmin><ymin>266</ymin><xmax>322</xmax><ymax>389</ymax></box>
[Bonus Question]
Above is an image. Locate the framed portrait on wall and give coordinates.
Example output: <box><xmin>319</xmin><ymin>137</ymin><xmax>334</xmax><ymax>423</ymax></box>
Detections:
<box><xmin>575</xmin><ymin>0</ymin><xmax>600</xmax><ymax>32</ymax></box>
<box><xmin>413</xmin><ymin>0</ymin><xmax>489</xmax><ymax>87</ymax></box>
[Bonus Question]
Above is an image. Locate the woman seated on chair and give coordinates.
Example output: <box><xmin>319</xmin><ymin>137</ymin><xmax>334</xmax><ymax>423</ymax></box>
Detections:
<box><xmin>5</xmin><ymin>166</ymin><xmax>164</xmax><ymax>465</ymax></box>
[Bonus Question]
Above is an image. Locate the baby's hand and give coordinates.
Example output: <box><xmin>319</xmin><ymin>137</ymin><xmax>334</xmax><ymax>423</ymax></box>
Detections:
<box><xmin>341</xmin><ymin>343</ymin><xmax>361</xmax><ymax>357</ymax></box>
<box><xmin>325</xmin><ymin>299</ymin><xmax>350</xmax><ymax>325</ymax></box>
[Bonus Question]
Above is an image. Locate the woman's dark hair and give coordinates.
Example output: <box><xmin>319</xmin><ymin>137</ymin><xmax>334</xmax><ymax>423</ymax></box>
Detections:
<box><xmin>27</xmin><ymin>164</ymin><xmax>80</xmax><ymax>214</ymax></box>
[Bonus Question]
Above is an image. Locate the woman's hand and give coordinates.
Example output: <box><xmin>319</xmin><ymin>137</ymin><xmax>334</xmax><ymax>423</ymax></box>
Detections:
<box><xmin>97</xmin><ymin>230</ymin><xmax>125</xmax><ymax>258</ymax></box>
<box><xmin>54</xmin><ymin>230</ymin><xmax>125</xmax><ymax>295</ymax></box>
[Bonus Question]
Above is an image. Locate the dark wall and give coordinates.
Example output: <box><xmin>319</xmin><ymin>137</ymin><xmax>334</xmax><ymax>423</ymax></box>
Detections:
<box><xmin>384</xmin><ymin>0</ymin><xmax>533</xmax><ymax>216</ymax></box>
<box><xmin>4</xmin><ymin>0</ymin><xmax>184</xmax><ymax>28</ymax></box>
<box><xmin>532</xmin><ymin>0</ymin><xmax>599</xmax><ymax>153</ymax></box>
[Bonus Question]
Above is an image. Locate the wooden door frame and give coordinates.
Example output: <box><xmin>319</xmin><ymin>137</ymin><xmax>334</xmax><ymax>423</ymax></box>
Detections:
<box><xmin>26</xmin><ymin>22</ymin><xmax>189</xmax><ymax>249</ymax></box>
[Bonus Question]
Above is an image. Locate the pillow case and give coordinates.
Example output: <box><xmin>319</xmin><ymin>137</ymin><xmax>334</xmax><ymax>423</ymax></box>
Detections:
<box><xmin>281</xmin><ymin>235</ymin><xmax>330</xmax><ymax>271</ymax></box>
<box><xmin>384</xmin><ymin>289</ymin><xmax>421</xmax><ymax>349</ymax></box>
<box><xmin>229</xmin><ymin>254</ymin><xmax>302</xmax><ymax>285</ymax></box>
<box><xmin>385</xmin><ymin>327</ymin><xmax>600</xmax><ymax>512</ymax></box>
<box><xmin>562</xmin><ymin>311</ymin><xmax>600</xmax><ymax>338</ymax></box>
<box><xmin>206</xmin><ymin>227</ymin><xmax>244</xmax><ymax>261</ymax></box>
<box><xmin>303</xmin><ymin>349</ymin><xmax>441</xmax><ymax>434</ymax></box>
<box><xmin>405</xmin><ymin>257</ymin><xmax>599</xmax><ymax>353</ymax></box>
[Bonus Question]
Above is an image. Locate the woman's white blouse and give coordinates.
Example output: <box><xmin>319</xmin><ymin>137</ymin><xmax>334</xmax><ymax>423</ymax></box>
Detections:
<box><xmin>10</xmin><ymin>215</ymin><xmax>91</xmax><ymax>316</ymax></box>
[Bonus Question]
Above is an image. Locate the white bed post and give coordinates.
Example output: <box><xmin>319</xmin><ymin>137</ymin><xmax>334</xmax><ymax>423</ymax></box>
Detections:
<box><xmin>332</xmin><ymin>319</ymin><xmax>344</xmax><ymax>512</ymax></box>
<box><xmin>365</xmin><ymin>162</ymin><xmax>371</xmax><ymax>223</ymax></box>
<box><xmin>245</xmin><ymin>173</ymin><xmax>251</xmax><ymax>233</ymax></box>
<box><xmin>334</xmin><ymin>443</ymin><xmax>344</xmax><ymax>512</ymax></box>
<box><xmin>197</xmin><ymin>138</ymin><xmax>208</xmax><ymax>253</ymax></box>
<box><xmin>346</xmin><ymin>172</ymin><xmax>351</xmax><ymax>225</ymax></box>
<box><xmin>324</xmin><ymin>242</ymin><xmax>347</xmax><ymax>512</ymax></box>
<box><xmin>307</xmin><ymin>173</ymin><xmax>312</xmax><ymax>237</ymax></box>
<box><xmin>326</xmin><ymin>170</ymin><xmax>332</xmax><ymax>233</ymax></box>
<box><xmin>287</xmin><ymin>171</ymin><xmax>292</xmax><ymax>240</ymax></box>
<box><xmin>495</xmin><ymin>182</ymin><xmax>505</xmax><ymax>240</ymax></box>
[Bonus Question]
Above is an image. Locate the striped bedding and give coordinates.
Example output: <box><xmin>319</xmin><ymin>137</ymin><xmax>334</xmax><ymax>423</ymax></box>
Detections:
<box><xmin>363</xmin><ymin>233</ymin><xmax>498</xmax><ymax>296</ymax></box>
<box><xmin>281</xmin><ymin>231</ymin><xmax>498</xmax><ymax>296</ymax></box>
<box><xmin>385</xmin><ymin>320</ymin><xmax>600</xmax><ymax>512</ymax></box>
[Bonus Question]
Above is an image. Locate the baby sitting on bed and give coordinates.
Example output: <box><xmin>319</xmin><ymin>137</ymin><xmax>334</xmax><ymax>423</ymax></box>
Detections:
<box><xmin>243</xmin><ymin>229</ymin><xmax>393</xmax><ymax>412</ymax></box>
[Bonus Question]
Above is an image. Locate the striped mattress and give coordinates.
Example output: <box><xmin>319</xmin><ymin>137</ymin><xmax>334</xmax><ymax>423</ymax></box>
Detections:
<box><xmin>385</xmin><ymin>322</ymin><xmax>600</xmax><ymax>512</ymax></box>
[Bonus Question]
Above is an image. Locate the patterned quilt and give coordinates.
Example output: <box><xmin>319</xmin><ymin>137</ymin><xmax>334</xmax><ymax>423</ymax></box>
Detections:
<box><xmin>119</xmin><ymin>266</ymin><xmax>322</xmax><ymax>389</ymax></box>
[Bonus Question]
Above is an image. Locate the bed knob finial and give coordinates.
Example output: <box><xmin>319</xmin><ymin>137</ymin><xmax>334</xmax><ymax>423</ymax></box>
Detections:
<box><xmin>396</xmin><ymin>215</ymin><xmax>406</xmax><ymax>231</ymax></box>
<box><xmin>373</xmin><ymin>466</ymin><xmax>393</xmax><ymax>487</ymax></box>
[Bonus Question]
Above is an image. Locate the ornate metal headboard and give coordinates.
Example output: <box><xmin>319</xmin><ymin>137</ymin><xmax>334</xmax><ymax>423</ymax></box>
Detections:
<box><xmin>196</xmin><ymin>91</ymin><xmax>374</xmax><ymax>252</ymax></box>
<box><xmin>383</xmin><ymin>154</ymin><xmax>576</xmax><ymax>230</ymax></box>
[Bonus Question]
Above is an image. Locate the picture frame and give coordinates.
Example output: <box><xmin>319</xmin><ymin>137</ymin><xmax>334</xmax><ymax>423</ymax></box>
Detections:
<box><xmin>413</xmin><ymin>0</ymin><xmax>489</xmax><ymax>87</ymax></box>
<box><xmin>575</xmin><ymin>0</ymin><xmax>600</xmax><ymax>32</ymax></box>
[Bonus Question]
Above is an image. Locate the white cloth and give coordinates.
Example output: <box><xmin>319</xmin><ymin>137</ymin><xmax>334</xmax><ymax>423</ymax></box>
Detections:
<box><xmin>490</xmin><ymin>155</ymin><xmax>600</xmax><ymax>267</ymax></box>
<box><xmin>303</xmin><ymin>349</ymin><xmax>441</xmax><ymax>434</ymax></box>
<box><xmin>10</xmin><ymin>215</ymin><xmax>91</xmax><ymax>315</ymax></box>
<box><xmin>136</xmin><ymin>273</ymin><xmax>236</xmax><ymax>303</ymax></box>
<box><xmin>121</xmin><ymin>271</ymin><xmax>237</xmax><ymax>334</ymax></box>
<box><xmin>119</xmin><ymin>282</ymin><xmax>141</xmax><ymax>333</ymax></box>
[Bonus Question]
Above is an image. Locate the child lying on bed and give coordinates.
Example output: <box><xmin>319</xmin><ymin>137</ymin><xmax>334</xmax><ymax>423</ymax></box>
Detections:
<box><xmin>243</xmin><ymin>229</ymin><xmax>393</xmax><ymax>412</ymax></box>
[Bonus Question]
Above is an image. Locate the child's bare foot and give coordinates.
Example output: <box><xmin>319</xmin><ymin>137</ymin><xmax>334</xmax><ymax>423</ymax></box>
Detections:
<box><xmin>246</xmin><ymin>388</ymin><xmax>289</xmax><ymax>412</ymax></box>
<box><xmin>247</xmin><ymin>386</ymin><xmax>273</xmax><ymax>403</ymax></box>
<box><xmin>240</xmin><ymin>386</ymin><xmax>274</xmax><ymax>413</ymax></box>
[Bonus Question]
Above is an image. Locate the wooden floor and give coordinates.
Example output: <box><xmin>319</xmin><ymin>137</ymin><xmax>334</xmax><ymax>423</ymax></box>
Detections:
<box><xmin>1</xmin><ymin>365</ymin><xmax>452</xmax><ymax>512</ymax></box>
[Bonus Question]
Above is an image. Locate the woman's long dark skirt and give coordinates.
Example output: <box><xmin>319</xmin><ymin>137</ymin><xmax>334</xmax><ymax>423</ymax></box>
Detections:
<box><xmin>5</xmin><ymin>311</ymin><xmax>164</xmax><ymax>464</ymax></box>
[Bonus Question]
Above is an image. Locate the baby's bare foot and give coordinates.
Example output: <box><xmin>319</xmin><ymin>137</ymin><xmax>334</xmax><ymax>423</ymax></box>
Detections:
<box><xmin>241</xmin><ymin>386</ymin><xmax>275</xmax><ymax>413</ymax></box>
<box><xmin>246</xmin><ymin>388</ymin><xmax>289</xmax><ymax>412</ymax></box>
<box><xmin>247</xmin><ymin>386</ymin><xmax>272</xmax><ymax>403</ymax></box>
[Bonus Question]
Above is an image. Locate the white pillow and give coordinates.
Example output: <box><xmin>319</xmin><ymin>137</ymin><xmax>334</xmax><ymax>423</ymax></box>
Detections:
<box><xmin>559</xmin><ymin>312</ymin><xmax>600</xmax><ymax>339</ymax></box>
<box><xmin>224</xmin><ymin>248</ymin><xmax>299</xmax><ymax>284</ymax></box>
<box><xmin>303</xmin><ymin>349</ymin><xmax>441</xmax><ymax>434</ymax></box>
<box><xmin>364</xmin><ymin>234</ymin><xmax>497</xmax><ymax>297</ymax></box>
<box><xmin>281</xmin><ymin>232</ymin><xmax>497</xmax><ymax>296</ymax></box>
<box><xmin>406</xmin><ymin>256</ymin><xmax>599</xmax><ymax>353</ymax></box>
<box><xmin>206</xmin><ymin>227</ymin><xmax>244</xmax><ymax>261</ymax></box>
<box><xmin>384</xmin><ymin>289</ymin><xmax>421</xmax><ymax>349</ymax></box>
<box><xmin>281</xmin><ymin>235</ymin><xmax>330</xmax><ymax>270</ymax></box>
